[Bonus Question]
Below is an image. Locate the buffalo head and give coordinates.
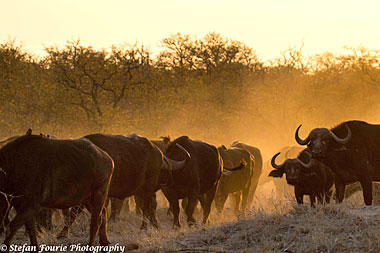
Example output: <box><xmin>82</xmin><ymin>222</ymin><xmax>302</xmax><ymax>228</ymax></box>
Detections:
<box><xmin>269</xmin><ymin>152</ymin><xmax>313</xmax><ymax>185</ymax></box>
<box><xmin>295</xmin><ymin>124</ymin><xmax>351</xmax><ymax>159</ymax></box>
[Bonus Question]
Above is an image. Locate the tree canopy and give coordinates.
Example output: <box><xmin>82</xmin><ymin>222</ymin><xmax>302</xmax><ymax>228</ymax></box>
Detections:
<box><xmin>1</xmin><ymin>33</ymin><xmax>380</xmax><ymax>151</ymax></box>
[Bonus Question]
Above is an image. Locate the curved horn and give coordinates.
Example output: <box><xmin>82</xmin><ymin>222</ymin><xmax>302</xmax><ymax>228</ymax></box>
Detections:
<box><xmin>295</xmin><ymin>124</ymin><xmax>310</xmax><ymax>145</ymax></box>
<box><xmin>330</xmin><ymin>124</ymin><xmax>351</xmax><ymax>145</ymax></box>
<box><xmin>175</xmin><ymin>143</ymin><xmax>190</xmax><ymax>160</ymax></box>
<box><xmin>164</xmin><ymin>143</ymin><xmax>191</xmax><ymax>171</ymax></box>
<box><xmin>222</xmin><ymin>171</ymin><xmax>232</xmax><ymax>177</ymax></box>
<box><xmin>297</xmin><ymin>158</ymin><xmax>312</xmax><ymax>169</ymax></box>
<box><xmin>284</xmin><ymin>148</ymin><xmax>291</xmax><ymax>159</ymax></box>
<box><xmin>271</xmin><ymin>152</ymin><xmax>285</xmax><ymax>169</ymax></box>
<box><xmin>223</xmin><ymin>160</ymin><xmax>246</xmax><ymax>172</ymax></box>
<box><xmin>161</xmin><ymin>156</ymin><xmax>171</xmax><ymax>170</ymax></box>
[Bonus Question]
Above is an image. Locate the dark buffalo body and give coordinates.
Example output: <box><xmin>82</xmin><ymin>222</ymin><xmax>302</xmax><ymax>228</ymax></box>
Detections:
<box><xmin>0</xmin><ymin>136</ymin><xmax>19</xmax><ymax>149</ymax></box>
<box><xmin>215</xmin><ymin>146</ymin><xmax>255</xmax><ymax>213</ymax></box>
<box><xmin>85</xmin><ymin>134</ymin><xmax>163</xmax><ymax>199</ymax></box>
<box><xmin>60</xmin><ymin>133</ymin><xmax>187</xmax><ymax>235</ymax></box>
<box><xmin>86</xmin><ymin>134</ymin><xmax>164</xmax><ymax>228</ymax></box>
<box><xmin>230</xmin><ymin>142</ymin><xmax>263</xmax><ymax>207</ymax></box>
<box><xmin>0</xmin><ymin>134</ymin><xmax>113</xmax><ymax>250</ymax></box>
<box><xmin>0</xmin><ymin>133</ymin><xmax>61</xmax><ymax>234</ymax></box>
<box><xmin>295</xmin><ymin>120</ymin><xmax>380</xmax><ymax>205</ymax></box>
<box><xmin>270</xmin><ymin>148</ymin><xmax>334</xmax><ymax>206</ymax></box>
<box><xmin>109</xmin><ymin>136</ymin><xmax>171</xmax><ymax>220</ymax></box>
<box><xmin>162</xmin><ymin>136</ymin><xmax>222</xmax><ymax>227</ymax></box>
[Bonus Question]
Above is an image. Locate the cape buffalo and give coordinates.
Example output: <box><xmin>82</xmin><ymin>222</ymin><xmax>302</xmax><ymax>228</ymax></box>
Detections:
<box><xmin>162</xmin><ymin>136</ymin><xmax>244</xmax><ymax>227</ymax></box>
<box><xmin>230</xmin><ymin>142</ymin><xmax>263</xmax><ymax>207</ymax></box>
<box><xmin>269</xmin><ymin>148</ymin><xmax>334</xmax><ymax>206</ymax></box>
<box><xmin>0</xmin><ymin>134</ymin><xmax>114</xmax><ymax>251</ymax></box>
<box><xmin>59</xmin><ymin>133</ymin><xmax>189</xmax><ymax>236</ymax></box>
<box><xmin>161</xmin><ymin>136</ymin><xmax>223</xmax><ymax>227</ymax></box>
<box><xmin>295</xmin><ymin>120</ymin><xmax>380</xmax><ymax>205</ymax></box>
<box><xmin>260</xmin><ymin>146</ymin><xmax>304</xmax><ymax>199</ymax></box>
<box><xmin>215</xmin><ymin>145</ymin><xmax>255</xmax><ymax>213</ymax></box>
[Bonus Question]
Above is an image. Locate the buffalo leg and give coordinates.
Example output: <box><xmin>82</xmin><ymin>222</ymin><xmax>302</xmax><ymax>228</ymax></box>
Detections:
<box><xmin>325</xmin><ymin>189</ymin><xmax>333</xmax><ymax>204</ymax></box>
<box><xmin>3</xmin><ymin>205</ymin><xmax>39</xmax><ymax>251</ymax></box>
<box><xmin>124</xmin><ymin>197</ymin><xmax>130</xmax><ymax>213</ymax></box>
<box><xmin>98</xmin><ymin>207</ymin><xmax>110</xmax><ymax>246</ymax></box>
<box><xmin>241</xmin><ymin>184</ymin><xmax>251</xmax><ymax>212</ymax></box>
<box><xmin>139</xmin><ymin>196</ymin><xmax>148</xmax><ymax>230</ymax></box>
<box><xmin>35</xmin><ymin>208</ymin><xmax>53</xmax><ymax>232</ymax></box>
<box><xmin>24</xmin><ymin>217</ymin><xmax>38</xmax><ymax>247</ymax></box>
<box><xmin>232</xmin><ymin>192</ymin><xmax>242</xmax><ymax>214</ymax></box>
<box><xmin>87</xmin><ymin>187</ymin><xmax>110</xmax><ymax>246</ymax></box>
<box><xmin>215</xmin><ymin>193</ymin><xmax>228</xmax><ymax>213</ymax></box>
<box><xmin>309</xmin><ymin>195</ymin><xmax>316</xmax><ymax>207</ymax></box>
<box><xmin>360</xmin><ymin>179</ymin><xmax>373</xmax><ymax>206</ymax></box>
<box><xmin>45</xmin><ymin>209</ymin><xmax>53</xmax><ymax>231</ymax></box>
<box><xmin>165</xmin><ymin>198</ymin><xmax>190</xmax><ymax>217</ymax></box>
<box><xmin>0</xmin><ymin>195</ymin><xmax>11</xmax><ymax>235</ymax></box>
<box><xmin>335</xmin><ymin>180</ymin><xmax>346</xmax><ymax>203</ymax></box>
<box><xmin>199</xmin><ymin>186</ymin><xmax>218</xmax><ymax>225</ymax></box>
<box><xmin>162</xmin><ymin>189</ymin><xmax>181</xmax><ymax>227</ymax></box>
<box><xmin>0</xmin><ymin>208</ymin><xmax>10</xmax><ymax>235</ymax></box>
<box><xmin>138</xmin><ymin>193</ymin><xmax>158</xmax><ymax>229</ymax></box>
<box><xmin>57</xmin><ymin>206</ymin><xmax>84</xmax><ymax>239</ymax></box>
<box><xmin>181</xmin><ymin>198</ymin><xmax>188</xmax><ymax>210</ymax></box>
<box><xmin>246</xmin><ymin>175</ymin><xmax>259</xmax><ymax>209</ymax></box>
<box><xmin>147</xmin><ymin>194</ymin><xmax>158</xmax><ymax>228</ymax></box>
<box><xmin>316</xmin><ymin>193</ymin><xmax>324</xmax><ymax>205</ymax></box>
<box><xmin>82</xmin><ymin>201</ymin><xmax>110</xmax><ymax>246</ymax></box>
<box><xmin>170</xmin><ymin>199</ymin><xmax>181</xmax><ymax>228</ymax></box>
<box><xmin>294</xmin><ymin>187</ymin><xmax>303</xmax><ymax>204</ymax></box>
<box><xmin>110</xmin><ymin>198</ymin><xmax>124</xmax><ymax>221</ymax></box>
<box><xmin>184</xmin><ymin>196</ymin><xmax>197</xmax><ymax>226</ymax></box>
<box><xmin>134</xmin><ymin>196</ymin><xmax>143</xmax><ymax>215</ymax></box>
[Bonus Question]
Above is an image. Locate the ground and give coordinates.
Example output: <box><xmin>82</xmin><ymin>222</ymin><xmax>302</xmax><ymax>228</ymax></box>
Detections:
<box><xmin>3</xmin><ymin>189</ymin><xmax>380</xmax><ymax>253</ymax></box>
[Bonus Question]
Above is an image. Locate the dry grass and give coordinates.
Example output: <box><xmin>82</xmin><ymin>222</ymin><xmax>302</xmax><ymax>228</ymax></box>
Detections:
<box><xmin>3</xmin><ymin>190</ymin><xmax>380</xmax><ymax>253</ymax></box>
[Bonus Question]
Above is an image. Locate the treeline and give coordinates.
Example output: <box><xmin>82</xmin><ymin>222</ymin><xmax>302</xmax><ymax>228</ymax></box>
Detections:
<box><xmin>1</xmin><ymin>33</ymin><xmax>380</xmax><ymax>152</ymax></box>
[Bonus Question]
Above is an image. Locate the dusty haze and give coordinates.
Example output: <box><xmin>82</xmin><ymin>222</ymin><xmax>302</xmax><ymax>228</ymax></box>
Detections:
<box><xmin>1</xmin><ymin>35</ymin><xmax>380</xmax><ymax>251</ymax></box>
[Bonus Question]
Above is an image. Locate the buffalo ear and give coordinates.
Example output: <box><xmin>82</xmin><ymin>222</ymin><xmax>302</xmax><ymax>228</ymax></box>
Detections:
<box><xmin>269</xmin><ymin>169</ymin><xmax>284</xmax><ymax>178</ymax></box>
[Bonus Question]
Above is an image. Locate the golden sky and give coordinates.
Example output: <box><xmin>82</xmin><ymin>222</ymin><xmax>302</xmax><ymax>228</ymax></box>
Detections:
<box><xmin>1</xmin><ymin>0</ymin><xmax>379</xmax><ymax>60</ymax></box>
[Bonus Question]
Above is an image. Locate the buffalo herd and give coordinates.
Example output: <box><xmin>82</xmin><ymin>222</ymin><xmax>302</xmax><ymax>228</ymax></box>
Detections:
<box><xmin>0</xmin><ymin>120</ymin><xmax>379</xmax><ymax>250</ymax></box>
